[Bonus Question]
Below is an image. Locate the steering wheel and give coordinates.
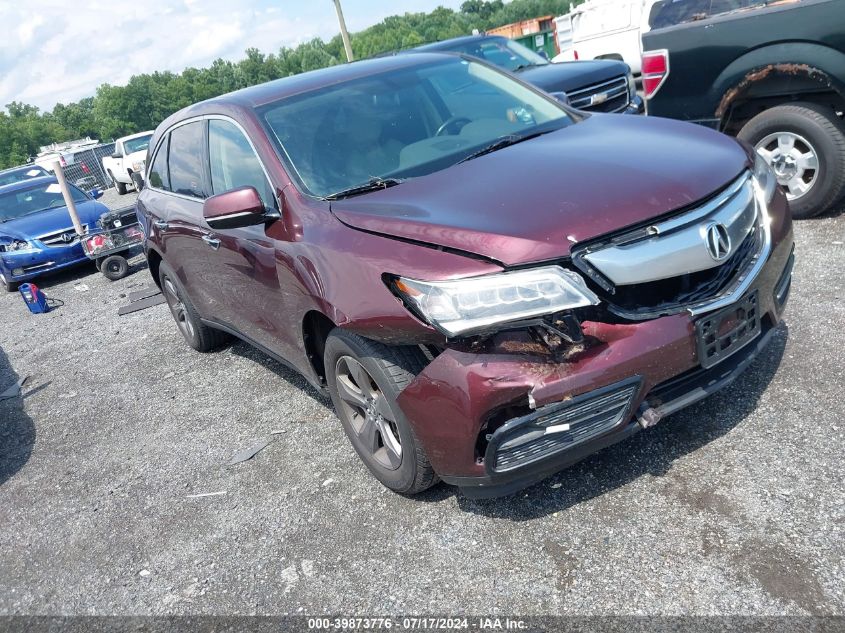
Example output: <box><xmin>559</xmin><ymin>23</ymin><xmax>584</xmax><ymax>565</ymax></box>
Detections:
<box><xmin>435</xmin><ymin>116</ymin><xmax>472</xmax><ymax>137</ymax></box>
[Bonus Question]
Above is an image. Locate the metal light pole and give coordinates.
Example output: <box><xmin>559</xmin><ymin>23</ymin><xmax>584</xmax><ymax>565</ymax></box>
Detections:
<box><xmin>332</xmin><ymin>0</ymin><xmax>354</xmax><ymax>62</ymax></box>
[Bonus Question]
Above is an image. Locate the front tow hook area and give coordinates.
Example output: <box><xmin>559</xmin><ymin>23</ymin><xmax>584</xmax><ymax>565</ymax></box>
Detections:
<box><xmin>637</xmin><ymin>407</ymin><xmax>662</xmax><ymax>429</ymax></box>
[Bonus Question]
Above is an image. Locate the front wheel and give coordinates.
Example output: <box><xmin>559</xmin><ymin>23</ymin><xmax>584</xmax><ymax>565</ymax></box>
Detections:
<box><xmin>738</xmin><ymin>102</ymin><xmax>845</xmax><ymax>219</ymax></box>
<box><xmin>0</xmin><ymin>272</ymin><xmax>18</xmax><ymax>293</ymax></box>
<box><xmin>324</xmin><ymin>329</ymin><xmax>438</xmax><ymax>495</ymax></box>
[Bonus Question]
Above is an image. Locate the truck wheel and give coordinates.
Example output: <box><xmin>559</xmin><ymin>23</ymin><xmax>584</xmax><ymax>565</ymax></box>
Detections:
<box><xmin>324</xmin><ymin>329</ymin><xmax>438</xmax><ymax>495</ymax></box>
<box><xmin>738</xmin><ymin>103</ymin><xmax>845</xmax><ymax>219</ymax></box>
<box><xmin>109</xmin><ymin>170</ymin><xmax>127</xmax><ymax>195</ymax></box>
<box><xmin>100</xmin><ymin>255</ymin><xmax>129</xmax><ymax>281</ymax></box>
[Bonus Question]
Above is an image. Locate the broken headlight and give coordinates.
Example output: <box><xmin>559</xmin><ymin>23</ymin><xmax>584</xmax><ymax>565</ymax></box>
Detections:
<box><xmin>391</xmin><ymin>266</ymin><xmax>600</xmax><ymax>337</ymax></box>
<box><xmin>0</xmin><ymin>239</ymin><xmax>36</xmax><ymax>253</ymax></box>
<box><xmin>753</xmin><ymin>152</ymin><xmax>777</xmax><ymax>205</ymax></box>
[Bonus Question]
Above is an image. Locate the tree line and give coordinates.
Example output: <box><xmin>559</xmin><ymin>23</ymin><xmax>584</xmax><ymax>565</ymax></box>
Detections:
<box><xmin>0</xmin><ymin>0</ymin><xmax>574</xmax><ymax>170</ymax></box>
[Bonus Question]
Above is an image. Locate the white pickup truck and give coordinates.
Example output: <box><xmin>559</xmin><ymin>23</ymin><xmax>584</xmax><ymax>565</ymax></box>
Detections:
<box><xmin>102</xmin><ymin>131</ymin><xmax>154</xmax><ymax>195</ymax></box>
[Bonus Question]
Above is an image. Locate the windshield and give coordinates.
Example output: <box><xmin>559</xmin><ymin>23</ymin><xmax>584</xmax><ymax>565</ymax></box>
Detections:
<box><xmin>123</xmin><ymin>134</ymin><xmax>153</xmax><ymax>155</ymax></box>
<box><xmin>0</xmin><ymin>181</ymin><xmax>89</xmax><ymax>223</ymax></box>
<box><xmin>261</xmin><ymin>57</ymin><xmax>571</xmax><ymax>198</ymax></box>
<box><xmin>446</xmin><ymin>37</ymin><xmax>549</xmax><ymax>71</ymax></box>
<box><xmin>0</xmin><ymin>167</ymin><xmax>49</xmax><ymax>187</ymax></box>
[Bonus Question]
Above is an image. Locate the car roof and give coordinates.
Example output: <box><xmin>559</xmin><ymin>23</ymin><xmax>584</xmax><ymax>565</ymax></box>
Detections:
<box><xmin>0</xmin><ymin>165</ymin><xmax>47</xmax><ymax>175</ymax></box>
<box><xmin>0</xmin><ymin>175</ymin><xmax>58</xmax><ymax>195</ymax></box>
<box><xmin>411</xmin><ymin>34</ymin><xmax>502</xmax><ymax>52</ymax></box>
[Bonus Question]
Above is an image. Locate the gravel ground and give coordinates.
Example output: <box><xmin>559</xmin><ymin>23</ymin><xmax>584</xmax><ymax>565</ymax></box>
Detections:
<box><xmin>0</xmin><ymin>193</ymin><xmax>843</xmax><ymax>616</ymax></box>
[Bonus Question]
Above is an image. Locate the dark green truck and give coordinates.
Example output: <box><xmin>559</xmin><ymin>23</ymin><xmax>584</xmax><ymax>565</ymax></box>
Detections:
<box><xmin>642</xmin><ymin>0</ymin><xmax>845</xmax><ymax>218</ymax></box>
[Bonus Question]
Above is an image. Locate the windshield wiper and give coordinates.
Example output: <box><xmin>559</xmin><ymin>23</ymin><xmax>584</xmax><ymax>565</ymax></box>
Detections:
<box><xmin>323</xmin><ymin>177</ymin><xmax>404</xmax><ymax>200</ymax></box>
<box><xmin>457</xmin><ymin>130</ymin><xmax>552</xmax><ymax>164</ymax></box>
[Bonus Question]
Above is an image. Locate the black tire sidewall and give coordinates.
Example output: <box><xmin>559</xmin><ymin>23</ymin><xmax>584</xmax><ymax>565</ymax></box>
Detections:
<box><xmin>324</xmin><ymin>333</ymin><xmax>421</xmax><ymax>493</ymax></box>
<box><xmin>738</xmin><ymin>106</ymin><xmax>845</xmax><ymax>218</ymax></box>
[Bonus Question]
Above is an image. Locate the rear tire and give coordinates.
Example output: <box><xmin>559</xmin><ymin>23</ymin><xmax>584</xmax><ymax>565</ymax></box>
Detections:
<box><xmin>100</xmin><ymin>255</ymin><xmax>129</xmax><ymax>281</ymax></box>
<box><xmin>738</xmin><ymin>102</ymin><xmax>845</xmax><ymax>219</ymax></box>
<box><xmin>324</xmin><ymin>329</ymin><xmax>438</xmax><ymax>495</ymax></box>
<box><xmin>158</xmin><ymin>261</ymin><xmax>231</xmax><ymax>352</ymax></box>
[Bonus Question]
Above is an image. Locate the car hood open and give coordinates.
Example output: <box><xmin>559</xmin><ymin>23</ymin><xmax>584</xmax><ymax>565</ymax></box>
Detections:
<box><xmin>330</xmin><ymin>115</ymin><xmax>749</xmax><ymax>266</ymax></box>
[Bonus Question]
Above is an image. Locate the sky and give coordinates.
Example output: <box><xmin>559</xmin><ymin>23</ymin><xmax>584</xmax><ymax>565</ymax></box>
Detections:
<box><xmin>0</xmin><ymin>0</ymin><xmax>465</xmax><ymax>112</ymax></box>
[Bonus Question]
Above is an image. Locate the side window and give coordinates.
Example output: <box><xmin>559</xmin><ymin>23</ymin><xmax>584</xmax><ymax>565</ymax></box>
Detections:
<box><xmin>208</xmin><ymin>119</ymin><xmax>276</xmax><ymax>209</ymax></box>
<box><xmin>148</xmin><ymin>135</ymin><xmax>170</xmax><ymax>191</ymax></box>
<box><xmin>168</xmin><ymin>121</ymin><xmax>206</xmax><ymax>198</ymax></box>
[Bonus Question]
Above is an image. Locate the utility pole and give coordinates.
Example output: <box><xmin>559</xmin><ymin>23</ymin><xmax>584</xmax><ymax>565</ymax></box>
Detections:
<box><xmin>332</xmin><ymin>0</ymin><xmax>354</xmax><ymax>62</ymax></box>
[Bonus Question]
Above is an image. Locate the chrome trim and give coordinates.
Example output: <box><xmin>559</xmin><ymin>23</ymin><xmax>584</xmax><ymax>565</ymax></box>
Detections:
<box><xmin>584</xmin><ymin>173</ymin><xmax>756</xmax><ymax>285</ymax></box>
<box><xmin>567</xmin><ymin>75</ymin><xmax>629</xmax><ymax>111</ymax></box>
<box><xmin>687</xmin><ymin>181</ymin><xmax>772</xmax><ymax>316</ymax></box>
<box><xmin>38</xmin><ymin>224</ymin><xmax>88</xmax><ymax>247</ymax></box>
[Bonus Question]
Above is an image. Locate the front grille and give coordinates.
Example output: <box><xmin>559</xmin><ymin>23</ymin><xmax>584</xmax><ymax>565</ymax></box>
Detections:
<box><xmin>572</xmin><ymin>172</ymin><xmax>766</xmax><ymax>320</ymax></box>
<box><xmin>489</xmin><ymin>379</ymin><xmax>639</xmax><ymax>472</ymax></box>
<box><xmin>38</xmin><ymin>225</ymin><xmax>87</xmax><ymax>247</ymax></box>
<box><xmin>567</xmin><ymin>75</ymin><xmax>630</xmax><ymax>113</ymax></box>
<box><xmin>607</xmin><ymin>225</ymin><xmax>761</xmax><ymax>316</ymax></box>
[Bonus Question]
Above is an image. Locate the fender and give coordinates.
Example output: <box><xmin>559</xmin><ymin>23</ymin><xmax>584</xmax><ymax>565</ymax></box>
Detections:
<box><xmin>713</xmin><ymin>41</ymin><xmax>845</xmax><ymax>121</ymax></box>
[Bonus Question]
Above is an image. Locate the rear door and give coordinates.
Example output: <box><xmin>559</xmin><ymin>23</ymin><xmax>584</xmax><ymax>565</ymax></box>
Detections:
<box><xmin>142</xmin><ymin>122</ymin><xmax>217</xmax><ymax>313</ymax></box>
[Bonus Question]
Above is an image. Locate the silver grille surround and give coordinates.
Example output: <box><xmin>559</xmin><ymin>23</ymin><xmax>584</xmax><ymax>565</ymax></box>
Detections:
<box><xmin>567</xmin><ymin>75</ymin><xmax>630</xmax><ymax>112</ymax></box>
<box><xmin>38</xmin><ymin>225</ymin><xmax>87</xmax><ymax>247</ymax></box>
<box><xmin>573</xmin><ymin>171</ymin><xmax>773</xmax><ymax>319</ymax></box>
<box><xmin>584</xmin><ymin>173</ymin><xmax>758</xmax><ymax>285</ymax></box>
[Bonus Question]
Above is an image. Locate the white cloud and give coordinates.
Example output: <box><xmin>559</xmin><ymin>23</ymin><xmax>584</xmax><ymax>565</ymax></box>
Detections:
<box><xmin>0</xmin><ymin>0</ymin><xmax>465</xmax><ymax>112</ymax></box>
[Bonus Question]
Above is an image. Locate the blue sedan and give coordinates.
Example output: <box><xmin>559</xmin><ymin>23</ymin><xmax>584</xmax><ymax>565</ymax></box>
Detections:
<box><xmin>0</xmin><ymin>176</ymin><xmax>109</xmax><ymax>291</ymax></box>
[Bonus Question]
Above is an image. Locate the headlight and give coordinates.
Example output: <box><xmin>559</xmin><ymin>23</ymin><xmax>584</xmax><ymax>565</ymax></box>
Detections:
<box><xmin>753</xmin><ymin>152</ymin><xmax>777</xmax><ymax>204</ymax></box>
<box><xmin>391</xmin><ymin>266</ymin><xmax>600</xmax><ymax>337</ymax></box>
<box><xmin>132</xmin><ymin>161</ymin><xmax>145</xmax><ymax>172</ymax></box>
<box><xmin>0</xmin><ymin>239</ymin><xmax>36</xmax><ymax>253</ymax></box>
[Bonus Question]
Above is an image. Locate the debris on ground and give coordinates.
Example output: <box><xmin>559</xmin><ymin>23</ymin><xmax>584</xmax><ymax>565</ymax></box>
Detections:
<box><xmin>0</xmin><ymin>376</ymin><xmax>28</xmax><ymax>401</ymax></box>
<box><xmin>225</xmin><ymin>436</ymin><xmax>274</xmax><ymax>466</ymax></box>
<box><xmin>186</xmin><ymin>491</ymin><xmax>227</xmax><ymax>499</ymax></box>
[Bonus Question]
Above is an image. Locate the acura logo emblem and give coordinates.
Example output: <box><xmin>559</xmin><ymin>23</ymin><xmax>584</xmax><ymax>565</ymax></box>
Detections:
<box><xmin>60</xmin><ymin>232</ymin><xmax>76</xmax><ymax>243</ymax></box>
<box><xmin>705</xmin><ymin>223</ymin><xmax>731</xmax><ymax>261</ymax></box>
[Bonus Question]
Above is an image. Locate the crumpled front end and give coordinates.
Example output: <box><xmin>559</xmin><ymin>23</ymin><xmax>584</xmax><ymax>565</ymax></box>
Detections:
<box><xmin>397</xmin><ymin>176</ymin><xmax>794</xmax><ymax>497</ymax></box>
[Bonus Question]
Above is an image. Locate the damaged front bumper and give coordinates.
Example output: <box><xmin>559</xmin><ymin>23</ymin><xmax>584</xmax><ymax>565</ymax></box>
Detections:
<box><xmin>396</xmin><ymin>229</ymin><xmax>794</xmax><ymax>498</ymax></box>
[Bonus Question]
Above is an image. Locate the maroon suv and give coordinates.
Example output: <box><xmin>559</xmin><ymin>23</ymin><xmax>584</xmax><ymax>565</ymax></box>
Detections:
<box><xmin>137</xmin><ymin>53</ymin><xmax>794</xmax><ymax>498</ymax></box>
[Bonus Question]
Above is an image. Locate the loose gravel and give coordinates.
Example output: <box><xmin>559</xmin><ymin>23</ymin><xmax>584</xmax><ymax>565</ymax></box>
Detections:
<box><xmin>0</xmin><ymin>194</ymin><xmax>843</xmax><ymax>615</ymax></box>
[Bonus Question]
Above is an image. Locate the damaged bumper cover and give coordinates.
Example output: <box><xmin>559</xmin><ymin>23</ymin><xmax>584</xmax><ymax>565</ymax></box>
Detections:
<box><xmin>396</xmin><ymin>224</ymin><xmax>794</xmax><ymax>498</ymax></box>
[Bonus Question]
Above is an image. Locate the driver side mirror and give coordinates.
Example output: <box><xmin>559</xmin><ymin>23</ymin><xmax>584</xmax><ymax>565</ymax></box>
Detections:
<box><xmin>89</xmin><ymin>188</ymin><xmax>103</xmax><ymax>199</ymax></box>
<box><xmin>203</xmin><ymin>186</ymin><xmax>278</xmax><ymax>230</ymax></box>
<box><xmin>111</xmin><ymin>152</ymin><xmax>121</xmax><ymax>159</ymax></box>
<box><xmin>537</xmin><ymin>51</ymin><xmax>549</xmax><ymax>61</ymax></box>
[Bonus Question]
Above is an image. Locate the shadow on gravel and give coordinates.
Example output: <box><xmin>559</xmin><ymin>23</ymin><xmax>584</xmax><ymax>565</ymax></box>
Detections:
<box><xmin>0</xmin><ymin>345</ymin><xmax>36</xmax><ymax>487</ymax></box>
<box><xmin>230</xmin><ymin>341</ymin><xmax>328</xmax><ymax>406</ymax></box>
<box><xmin>453</xmin><ymin>323</ymin><xmax>789</xmax><ymax>519</ymax></box>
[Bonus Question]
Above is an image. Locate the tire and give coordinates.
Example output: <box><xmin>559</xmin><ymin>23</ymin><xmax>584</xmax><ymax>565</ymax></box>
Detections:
<box><xmin>738</xmin><ymin>102</ymin><xmax>845</xmax><ymax>219</ymax></box>
<box><xmin>324</xmin><ymin>329</ymin><xmax>438</xmax><ymax>495</ymax></box>
<box><xmin>100</xmin><ymin>255</ymin><xmax>129</xmax><ymax>281</ymax></box>
<box><xmin>0</xmin><ymin>272</ymin><xmax>18</xmax><ymax>293</ymax></box>
<box><xmin>158</xmin><ymin>261</ymin><xmax>231</xmax><ymax>352</ymax></box>
<box><xmin>109</xmin><ymin>171</ymin><xmax>127</xmax><ymax>195</ymax></box>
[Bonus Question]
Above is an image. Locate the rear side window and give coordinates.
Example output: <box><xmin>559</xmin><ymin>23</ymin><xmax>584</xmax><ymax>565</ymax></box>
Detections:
<box><xmin>148</xmin><ymin>135</ymin><xmax>170</xmax><ymax>191</ymax></box>
<box><xmin>168</xmin><ymin>122</ymin><xmax>206</xmax><ymax>198</ymax></box>
<box><xmin>208</xmin><ymin>119</ymin><xmax>276</xmax><ymax>208</ymax></box>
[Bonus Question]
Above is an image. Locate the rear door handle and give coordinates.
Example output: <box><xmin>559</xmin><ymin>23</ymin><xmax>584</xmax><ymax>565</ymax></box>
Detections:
<box><xmin>202</xmin><ymin>235</ymin><xmax>221</xmax><ymax>250</ymax></box>
<box><xmin>153</xmin><ymin>220</ymin><xmax>169</xmax><ymax>231</ymax></box>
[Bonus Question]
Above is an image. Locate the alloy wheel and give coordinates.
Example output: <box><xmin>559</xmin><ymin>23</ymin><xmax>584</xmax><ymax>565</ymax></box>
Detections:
<box><xmin>162</xmin><ymin>275</ymin><xmax>195</xmax><ymax>341</ymax></box>
<box><xmin>334</xmin><ymin>355</ymin><xmax>403</xmax><ymax>470</ymax></box>
<box><xmin>755</xmin><ymin>132</ymin><xmax>819</xmax><ymax>201</ymax></box>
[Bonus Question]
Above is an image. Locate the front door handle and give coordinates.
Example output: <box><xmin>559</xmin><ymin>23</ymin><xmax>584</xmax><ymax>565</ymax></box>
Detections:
<box><xmin>202</xmin><ymin>235</ymin><xmax>221</xmax><ymax>250</ymax></box>
<box><xmin>153</xmin><ymin>219</ymin><xmax>169</xmax><ymax>231</ymax></box>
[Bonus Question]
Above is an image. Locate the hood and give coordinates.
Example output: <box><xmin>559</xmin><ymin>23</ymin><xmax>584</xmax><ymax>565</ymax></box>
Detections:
<box><xmin>517</xmin><ymin>59</ymin><xmax>628</xmax><ymax>93</ymax></box>
<box><xmin>330</xmin><ymin>115</ymin><xmax>749</xmax><ymax>266</ymax></box>
<box><xmin>0</xmin><ymin>200</ymin><xmax>109</xmax><ymax>241</ymax></box>
<box><xmin>125</xmin><ymin>150</ymin><xmax>147</xmax><ymax>162</ymax></box>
